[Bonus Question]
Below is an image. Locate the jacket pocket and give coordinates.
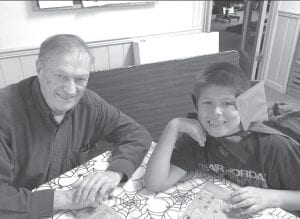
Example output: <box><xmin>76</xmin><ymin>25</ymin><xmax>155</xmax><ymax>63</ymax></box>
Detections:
<box><xmin>68</xmin><ymin>144</ymin><xmax>91</xmax><ymax>168</ymax></box>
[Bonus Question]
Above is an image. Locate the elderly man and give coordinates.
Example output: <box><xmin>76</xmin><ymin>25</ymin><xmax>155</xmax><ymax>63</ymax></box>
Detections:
<box><xmin>0</xmin><ymin>34</ymin><xmax>152</xmax><ymax>218</ymax></box>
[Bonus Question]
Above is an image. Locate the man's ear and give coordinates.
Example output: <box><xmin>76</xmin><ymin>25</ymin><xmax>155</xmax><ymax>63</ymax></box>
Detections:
<box><xmin>36</xmin><ymin>60</ymin><xmax>41</xmax><ymax>75</ymax></box>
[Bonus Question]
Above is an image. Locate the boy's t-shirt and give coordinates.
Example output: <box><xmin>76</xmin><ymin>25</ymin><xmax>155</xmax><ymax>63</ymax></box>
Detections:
<box><xmin>171</xmin><ymin>132</ymin><xmax>300</xmax><ymax>190</ymax></box>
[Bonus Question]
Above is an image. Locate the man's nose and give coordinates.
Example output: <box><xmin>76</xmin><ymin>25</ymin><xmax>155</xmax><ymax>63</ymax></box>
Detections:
<box><xmin>64</xmin><ymin>79</ymin><xmax>76</xmax><ymax>95</ymax></box>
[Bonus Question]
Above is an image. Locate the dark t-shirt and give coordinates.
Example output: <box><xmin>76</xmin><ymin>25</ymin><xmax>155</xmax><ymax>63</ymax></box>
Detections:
<box><xmin>171</xmin><ymin>132</ymin><xmax>300</xmax><ymax>190</ymax></box>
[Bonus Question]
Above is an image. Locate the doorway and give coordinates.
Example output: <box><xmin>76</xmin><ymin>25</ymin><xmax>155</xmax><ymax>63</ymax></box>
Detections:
<box><xmin>210</xmin><ymin>0</ymin><xmax>270</xmax><ymax>79</ymax></box>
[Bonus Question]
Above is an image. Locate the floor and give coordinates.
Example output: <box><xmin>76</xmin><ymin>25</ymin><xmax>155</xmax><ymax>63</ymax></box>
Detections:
<box><xmin>265</xmin><ymin>85</ymin><xmax>300</xmax><ymax>111</ymax></box>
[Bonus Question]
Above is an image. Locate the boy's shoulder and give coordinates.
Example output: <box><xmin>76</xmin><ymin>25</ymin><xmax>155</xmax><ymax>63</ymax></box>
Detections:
<box><xmin>176</xmin><ymin>133</ymin><xmax>198</xmax><ymax>146</ymax></box>
<box><xmin>254</xmin><ymin>132</ymin><xmax>299</xmax><ymax>155</ymax></box>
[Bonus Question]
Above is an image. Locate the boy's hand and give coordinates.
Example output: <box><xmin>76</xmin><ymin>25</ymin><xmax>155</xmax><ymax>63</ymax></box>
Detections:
<box><xmin>226</xmin><ymin>187</ymin><xmax>278</xmax><ymax>215</ymax></box>
<box><xmin>175</xmin><ymin>118</ymin><xmax>206</xmax><ymax>146</ymax></box>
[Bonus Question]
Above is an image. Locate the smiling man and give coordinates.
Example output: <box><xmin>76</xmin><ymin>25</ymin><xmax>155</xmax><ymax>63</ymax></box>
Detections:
<box><xmin>37</xmin><ymin>37</ymin><xmax>92</xmax><ymax>123</ymax></box>
<box><xmin>0</xmin><ymin>34</ymin><xmax>152</xmax><ymax>218</ymax></box>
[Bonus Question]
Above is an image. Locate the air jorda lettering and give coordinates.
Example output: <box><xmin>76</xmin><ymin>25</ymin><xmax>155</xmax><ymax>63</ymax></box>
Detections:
<box><xmin>198</xmin><ymin>163</ymin><xmax>268</xmax><ymax>188</ymax></box>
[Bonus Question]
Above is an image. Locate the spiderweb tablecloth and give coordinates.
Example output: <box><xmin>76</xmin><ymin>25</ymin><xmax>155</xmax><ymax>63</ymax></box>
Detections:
<box><xmin>36</xmin><ymin>143</ymin><xmax>298</xmax><ymax>219</ymax></box>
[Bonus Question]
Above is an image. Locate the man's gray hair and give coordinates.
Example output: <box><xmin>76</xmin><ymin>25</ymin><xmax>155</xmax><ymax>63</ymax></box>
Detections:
<box><xmin>38</xmin><ymin>34</ymin><xmax>94</xmax><ymax>66</ymax></box>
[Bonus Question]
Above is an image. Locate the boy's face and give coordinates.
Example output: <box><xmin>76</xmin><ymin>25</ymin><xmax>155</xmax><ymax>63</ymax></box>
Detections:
<box><xmin>197</xmin><ymin>85</ymin><xmax>242</xmax><ymax>137</ymax></box>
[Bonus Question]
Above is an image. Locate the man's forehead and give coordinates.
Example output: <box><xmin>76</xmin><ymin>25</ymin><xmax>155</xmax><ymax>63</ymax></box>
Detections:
<box><xmin>42</xmin><ymin>57</ymin><xmax>91</xmax><ymax>77</ymax></box>
<box><xmin>52</xmin><ymin>63</ymin><xmax>91</xmax><ymax>75</ymax></box>
<box><xmin>43</xmin><ymin>51</ymin><xmax>91</xmax><ymax>66</ymax></box>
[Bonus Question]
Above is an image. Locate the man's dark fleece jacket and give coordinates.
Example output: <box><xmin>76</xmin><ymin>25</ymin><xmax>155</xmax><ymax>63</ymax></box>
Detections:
<box><xmin>0</xmin><ymin>76</ymin><xmax>152</xmax><ymax>218</ymax></box>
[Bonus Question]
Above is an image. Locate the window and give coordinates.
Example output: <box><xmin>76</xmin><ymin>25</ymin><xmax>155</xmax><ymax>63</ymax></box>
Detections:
<box><xmin>37</xmin><ymin>0</ymin><xmax>155</xmax><ymax>10</ymax></box>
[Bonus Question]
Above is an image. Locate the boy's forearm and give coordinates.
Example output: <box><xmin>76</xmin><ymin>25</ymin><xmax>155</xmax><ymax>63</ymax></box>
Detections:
<box><xmin>145</xmin><ymin>119</ymin><xmax>179</xmax><ymax>190</ymax></box>
<box><xmin>272</xmin><ymin>190</ymin><xmax>300</xmax><ymax>211</ymax></box>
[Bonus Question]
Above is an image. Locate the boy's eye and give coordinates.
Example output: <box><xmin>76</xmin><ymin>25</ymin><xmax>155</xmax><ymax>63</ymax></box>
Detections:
<box><xmin>202</xmin><ymin>101</ymin><xmax>212</xmax><ymax>105</ymax></box>
<box><xmin>223</xmin><ymin>102</ymin><xmax>235</xmax><ymax>106</ymax></box>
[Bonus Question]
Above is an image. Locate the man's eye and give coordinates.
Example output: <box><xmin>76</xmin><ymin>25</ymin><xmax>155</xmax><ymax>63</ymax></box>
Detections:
<box><xmin>202</xmin><ymin>101</ymin><xmax>211</xmax><ymax>105</ymax></box>
<box><xmin>75</xmin><ymin>78</ymin><xmax>87</xmax><ymax>84</ymax></box>
<box><xmin>55</xmin><ymin>74</ymin><xmax>66</xmax><ymax>81</ymax></box>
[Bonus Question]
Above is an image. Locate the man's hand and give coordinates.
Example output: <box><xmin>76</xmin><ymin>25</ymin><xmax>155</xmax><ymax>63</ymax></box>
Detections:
<box><xmin>53</xmin><ymin>189</ymin><xmax>97</xmax><ymax>210</ymax></box>
<box><xmin>175</xmin><ymin>118</ymin><xmax>206</xmax><ymax>146</ymax></box>
<box><xmin>53</xmin><ymin>171</ymin><xmax>123</xmax><ymax>211</ymax></box>
<box><xmin>72</xmin><ymin>171</ymin><xmax>123</xmax><ymax>205</ymax></box>
<box><xmin>226</xmin><ymin>187</ymin><xmax>278</xmax><ymax>215</ymax></box>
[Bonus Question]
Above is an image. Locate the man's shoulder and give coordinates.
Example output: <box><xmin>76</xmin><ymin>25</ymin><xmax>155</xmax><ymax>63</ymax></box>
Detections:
<box><xmin>0</xmin><ymin>82</ymin><xmax>19</xmax><ymax>102</ymax></box>
<box><xmin>0</xmin><ymin>76</ymin><xmax>35</xmax><ymax>95</ymax></box>
<box><xmin>0</xmin><ymin>77</ymin><xmax>35</xmax><ymax>108</ymax></box>
<box><xmin>78</xmin><ymin>89</ymin><xmax>113</xmax><ymax>112</ymax></box>
<box><xmin>80</xmin><ymin>88</ymin><xmax>104</xmax><ymax>105</ymax></box>
<box><xmin>0</xmin><ymin>77</ymin><xmax>36</xmax><ymax>126</ymax></box>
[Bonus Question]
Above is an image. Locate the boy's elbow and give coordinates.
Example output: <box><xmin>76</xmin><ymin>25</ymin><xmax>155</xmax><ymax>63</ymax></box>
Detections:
<box><xmin>145</xmin><ymin>181</ymin><xmax>165</xmax><ymax>193</ymax></box>
<box><xmin>144</xmin><ymin>175</ymin><xmax>164</xmax><ymax>192</ymax></box>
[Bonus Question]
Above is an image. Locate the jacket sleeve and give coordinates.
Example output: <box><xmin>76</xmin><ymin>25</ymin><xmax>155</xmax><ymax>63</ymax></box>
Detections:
<box><xmin>92</xmin><ymin>98</ymin><xmax>152</xmax><ymax>180</ymax></box>
<box><xmin>0</xmin><ymin>129</ymin><xmax>54</xmax><ymax>219</ymax></box>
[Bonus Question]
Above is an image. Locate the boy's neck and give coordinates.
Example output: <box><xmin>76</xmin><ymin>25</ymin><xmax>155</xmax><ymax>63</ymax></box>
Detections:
<box><xmin>222</xmin><ymin>130</ymin><xmax>250</xmax><ymax>143</ymax></box>
<box><xmin>224</xmin><ymin>135</ymin><xmax>242</xmax><ymax>143</ymax></box>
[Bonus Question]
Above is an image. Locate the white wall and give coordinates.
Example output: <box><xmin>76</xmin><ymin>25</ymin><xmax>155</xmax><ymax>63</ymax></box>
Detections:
<box><xmin>279</xmin><ymin>1</ymin><xmax>300</xmax><ymax>14</ymax></box>
<box><xmin>0</xmin><ymin>1</ymin><xmax>204</xmax><ymax>52</ymax></box>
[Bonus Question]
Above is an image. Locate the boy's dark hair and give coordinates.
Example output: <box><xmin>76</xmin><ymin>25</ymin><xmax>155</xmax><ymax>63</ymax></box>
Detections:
<box><xmin>191</xmin><ymin>62</ymin><xmax>251</xmax><ymax>108</ymax></box>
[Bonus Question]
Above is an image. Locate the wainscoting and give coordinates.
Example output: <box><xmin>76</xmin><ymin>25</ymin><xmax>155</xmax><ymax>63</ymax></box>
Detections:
<box><xmin>0</xmin><ymin>39</ymin><xmax>134</xmax><ymax>88</ymax></box>
<box><xmin>0</xmin><ymin>31</ymin><xmax>219</xmax><ymax>89</ymax></box>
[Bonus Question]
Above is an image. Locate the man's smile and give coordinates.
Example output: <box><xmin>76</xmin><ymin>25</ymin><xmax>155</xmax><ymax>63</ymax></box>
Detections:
<box><xmin>57</xmin><ymin>92</ymin><xmax>76</xmax><ymax>100</ymax></box>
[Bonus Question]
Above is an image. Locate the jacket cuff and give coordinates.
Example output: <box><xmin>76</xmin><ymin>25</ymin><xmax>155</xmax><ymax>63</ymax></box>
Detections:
<box><xmin>107</xmin><ymin>159</ymin><xmax>135</xmax><ymax>182</ymax></box>
<box><xmin>32</xmin><ymin>189</ymin><xmax>54</xmax><ymax>217</ymax></box>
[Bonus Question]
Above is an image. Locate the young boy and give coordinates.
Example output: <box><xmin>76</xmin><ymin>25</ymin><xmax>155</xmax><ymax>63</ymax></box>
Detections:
<box><xmin>145</xmin><ymin>62</ymin><xmax>300</xmax><ymax>215</ymax></box>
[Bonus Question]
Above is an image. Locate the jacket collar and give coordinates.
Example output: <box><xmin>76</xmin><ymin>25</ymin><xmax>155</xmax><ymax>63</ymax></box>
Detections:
<box><xmin>215</xmin><ymin>131</ymin><xmax>250</xmax><ymax>164</ymax></box>
<box><xmin>236</xmin><ymin>81</ymin><xmax>269</xmax><ymax>130</ymax></box>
